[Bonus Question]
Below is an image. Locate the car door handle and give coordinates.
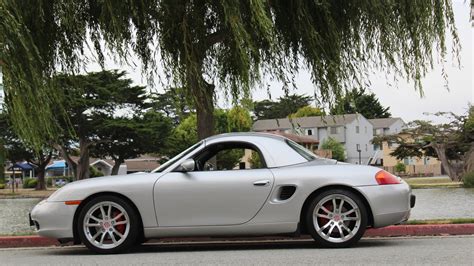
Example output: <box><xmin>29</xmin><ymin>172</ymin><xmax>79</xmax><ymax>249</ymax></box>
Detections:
<box><xmin>253</xmin><ymin>180</ymin><xmax>270</xmax><ymax>187</ymax></box>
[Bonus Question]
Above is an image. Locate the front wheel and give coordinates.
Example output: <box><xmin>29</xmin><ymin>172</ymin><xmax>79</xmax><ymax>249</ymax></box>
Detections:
<box><xmin>306</xmin><ymin>189</ymin><xmax>368</xmax><ymax>248</ymax></box>
<box><xmin>77</xmin><ymin>195</ymin><xmax>139</xmax><ymax>254</ymax></box>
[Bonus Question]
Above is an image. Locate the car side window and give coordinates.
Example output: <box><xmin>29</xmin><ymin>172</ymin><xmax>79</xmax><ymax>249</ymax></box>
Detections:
<box><xmin>194</xmin><ymin>143</ymin><xmax>266</xmax><ymax>171</ymax></box>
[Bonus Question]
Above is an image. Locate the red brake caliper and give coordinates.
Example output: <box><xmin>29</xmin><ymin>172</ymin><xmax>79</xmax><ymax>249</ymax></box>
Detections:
<box><xmin>113</xmin><ymin>210</ymin><xmax>126</xmax><ymax>234</ymax></box>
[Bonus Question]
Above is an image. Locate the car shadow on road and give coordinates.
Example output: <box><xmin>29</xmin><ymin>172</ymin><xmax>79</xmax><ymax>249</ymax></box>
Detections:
<box><xmin>46</xmin><ymin>239</ymin><xmax>398</xmax><ymax>256</ymax></box>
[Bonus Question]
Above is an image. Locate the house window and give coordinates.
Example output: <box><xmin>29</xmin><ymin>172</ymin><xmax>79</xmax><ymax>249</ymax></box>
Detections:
<box><xmin>330</xmin><ymin>127</ymin><xmax>338</xmax><ymax>134</ymax></box>
<box><xmin>355</xmin><ymin>126</ymin><xmax>360</xmax><ymax>134</ymax></box>
<box><xmin>307</xmin><ymin>129</ymin><xmax>313</xmax><ymax>136</ymax></box>
<box><xmin>374</xmin><ymin>144</ymin><xmax>380</xmax><ymax>150</ymax></box>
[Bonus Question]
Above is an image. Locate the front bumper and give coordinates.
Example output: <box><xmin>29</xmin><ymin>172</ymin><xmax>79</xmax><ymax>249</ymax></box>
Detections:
<box><xmin>357</xmin><ymin>181</ymin><xmax>414</xmax><ymax>228</ymax></box>
<box><xmin>30</xmin><ymin>201</ymin><xmax>77</xmax><ymax>239</ymax></box>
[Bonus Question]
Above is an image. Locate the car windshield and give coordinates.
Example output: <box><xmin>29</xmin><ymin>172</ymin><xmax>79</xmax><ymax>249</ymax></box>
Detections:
<box><xmin>285</xmin><ymin>139</ymin><xmax>317</xmax><ymax>161</ymax></box>
<box><xmin>152</xmin><ymin>141</ymin><xmax>203</xmax><ymax>173</ymax></box>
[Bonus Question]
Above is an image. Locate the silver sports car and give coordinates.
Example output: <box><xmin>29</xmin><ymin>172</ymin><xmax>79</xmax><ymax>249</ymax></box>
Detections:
<box><xmin>30</xmin><ymin>133</ymin><xmax>415</xmax><ymax>253</ymax></box>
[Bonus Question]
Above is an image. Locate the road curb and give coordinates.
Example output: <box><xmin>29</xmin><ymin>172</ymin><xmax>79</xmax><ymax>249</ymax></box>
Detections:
<box><xmin>1</xmin><ymin>224</ymin><xmax>473</xmax><ymax>248</ymax></box>
<box><xmin>364</xmin><ymin>224</ymin><xmax>474</xmax><ymax>237</ymax></box>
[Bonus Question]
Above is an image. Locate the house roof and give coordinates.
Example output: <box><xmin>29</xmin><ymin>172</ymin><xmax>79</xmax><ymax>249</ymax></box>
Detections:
<box><xmin>46</xmin><ymin>160</ymin><xmax>67</xmax><ymax>170</ymax></box>
<box><xmin>368</xmin><ymin>118</ymin><xmax>403</xmax><ymax>129</ymax></box>
<box><xmin>252</xmin><ymin>114</ymin><xmax>359</xmax><ymax>131</ymax></box>
<box><xmin>266</xmin><ymin>131</ymin><xmax>319</xmax><ymax>144</ymax></box>
<box><xmin>8</xmin><ymin>162</ymin><xmax>36</xmax><ymax>171</ymax></box>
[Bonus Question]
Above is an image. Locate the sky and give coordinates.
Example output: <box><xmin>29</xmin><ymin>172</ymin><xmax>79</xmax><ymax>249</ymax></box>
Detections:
<box><xmin>83</xmin><ymin>1</ymin><xmax>473</xmax><ymax>123</ymax></box>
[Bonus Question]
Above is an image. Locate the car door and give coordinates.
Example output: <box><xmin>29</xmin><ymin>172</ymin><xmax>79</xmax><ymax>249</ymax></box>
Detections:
<box><xmin>154</xmin><ymin>143</ymin><xmax>274</xmax><ymax>227</ymax></box>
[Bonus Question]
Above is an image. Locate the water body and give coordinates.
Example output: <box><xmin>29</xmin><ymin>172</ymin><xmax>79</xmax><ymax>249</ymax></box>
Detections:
<box><xmin>409</xmin><ymin>188</ymin><xmax>474</xmax><ymax>220</ymax></box>
<box><xmin>0</xmin><ymin>188</ymin><xmax>472</xmax><ymax>235</ymax></box>
<box><xmin>0</xmin><ymin>198</ymin><xmax>42</xmax><ymax>235</ymax></box>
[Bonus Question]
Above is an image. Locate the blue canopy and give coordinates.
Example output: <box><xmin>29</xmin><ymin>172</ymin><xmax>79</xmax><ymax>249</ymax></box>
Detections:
<box><xmin>8</xmin><ymin>162</ymin><xmax>36</xmax><ymax>171</ymax></box>
<box><xmin>46</xmin><ymin>160</ymin><xmax>67</xmax><ymax>170</ymax></box>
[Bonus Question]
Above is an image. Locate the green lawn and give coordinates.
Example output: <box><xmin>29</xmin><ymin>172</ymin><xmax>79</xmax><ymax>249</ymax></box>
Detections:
<box><xmin>403</xmin><ymin>176</ymin><xmax>463</xmax><ymax>189</ymax></box>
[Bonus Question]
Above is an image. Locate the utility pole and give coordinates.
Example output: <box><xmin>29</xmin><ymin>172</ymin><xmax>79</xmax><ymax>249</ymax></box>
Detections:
<box><xmin>356</xmin><ymin>144</ymin><xmax>361</xmax><ymax>165</ymax></box>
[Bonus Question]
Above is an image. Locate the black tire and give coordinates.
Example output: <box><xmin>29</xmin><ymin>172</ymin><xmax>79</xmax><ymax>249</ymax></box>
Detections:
<box><xmin>305</xmin><ymin>189</ymin><xmax>368</xmax><ymax>248</ymax></box>
<box><xmin>77</xmin><ymin>195</ymin><xmax>140</xmax><ymax>254</ymax></box>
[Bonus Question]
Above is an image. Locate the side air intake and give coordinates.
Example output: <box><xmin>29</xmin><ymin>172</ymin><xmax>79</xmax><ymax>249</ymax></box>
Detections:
<box><xmin>279</xmin><ymin>186</ymin><xmax>296</xmax><ymax>200</ymax></box>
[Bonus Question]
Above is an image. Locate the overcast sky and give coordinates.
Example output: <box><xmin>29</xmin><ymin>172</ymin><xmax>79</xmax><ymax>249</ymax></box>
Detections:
<box><xmin>88</xmin><ymin>0</ymin><xmax>472</xmax><ymax>124</ymax></box>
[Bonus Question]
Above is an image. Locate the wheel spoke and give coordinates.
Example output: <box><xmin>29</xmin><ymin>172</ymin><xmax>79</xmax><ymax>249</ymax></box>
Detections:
<box><xmin>339</xmin><ymin>199</ymin><xmax>345</xmax><ymax>212</ymax></box>
<box><xmin>85</xmin><ymin>223</ymin><xmax>100</xmax><ymax>227</ymax></box>
<box><xmin>107</xmin><ymin>204</ymin><xmax>112</xmax><ymax>219</ymax></box>
<box><xmin>99</xmin><ymin>232</ymin><xmax>106</xmax><ymax>245</ymax></box>
<box><xmin>114</xmin><ymin>220</ymin><xmax>127</xmax><ymax>226</ymax></box>
<box><xmin>113</xmin><ymin>228</ymin><xmax>124</xmax><ymax>238</ymax></box>
<box><xmin>337</xmin><ymin>224</ymin><xmax>345</xmax><ymax>238</ymax></box>
<box><xmin>113</xmin><ymin>212</ymin><xmax>124</xmax><ymax>221</ymax></box>
<box><xmin>341</xmin><ymin>223</ymin><xmax>354</xmax><ymax>237</ymax></box>
<box><xmin>316</xmin><ymin>213</ymin><xmax>330</xmax><ymax>219</ymax></box>
<box><xmin>332</xmin><ymin>198</ymin><xmax>337</xmax><ymax>212</ymax></box>
<box><xmin>328</xmin><ymin>224</ymin><xmax>336</xmax><ymax>235</ymax></box>
<box><xmin>108</xmin><ymin>231</ymin><xmax>117</xmax><ymax>244</ymax></box>
<box><xmin>100</xmin><ymin>206</ymin><xmax>106</xmax><ymax>219</ymax></box>
<box><xmin>91</xmin><ymin>230</ymin><xmax>102</xmax><ymax>240</ymax></box>
<box><xmin>343</xmin><ymin>216</ymin><xmax>359</xmax><ymax>221</ymax></box>
<box><xmin>342</xmin><ymin>208</ymin><xmax>357</xmax><ymax>216</ymax></box>
<box><xmin>320</xmin><ymin>206</ymin><xmax>332</xmax><ymax>214</ymax></box>
<box><xmin>89</xmin><ymin>215</ymin><xmax>101</xmax><ymax>223</ymax></box>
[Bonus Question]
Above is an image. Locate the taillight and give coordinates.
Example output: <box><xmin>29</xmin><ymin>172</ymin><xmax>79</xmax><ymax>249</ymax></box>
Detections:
<box><xmin>375</xmin><ymin>170</ymin><xmax>401</xmax><ymax>185</ymax></box>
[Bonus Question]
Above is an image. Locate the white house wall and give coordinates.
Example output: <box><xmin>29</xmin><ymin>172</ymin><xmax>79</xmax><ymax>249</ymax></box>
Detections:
<box><xmin>344</xmin><ymin>115</ymin><xmax>374</xmax><ymax>164</ymax></box>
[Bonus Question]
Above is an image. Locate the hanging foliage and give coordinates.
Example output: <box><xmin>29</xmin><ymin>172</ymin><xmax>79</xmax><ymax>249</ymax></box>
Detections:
<box><xmin>0</xmin><ymin>0</ymin><xmax>460</xmax><ymax>149</ymax></box>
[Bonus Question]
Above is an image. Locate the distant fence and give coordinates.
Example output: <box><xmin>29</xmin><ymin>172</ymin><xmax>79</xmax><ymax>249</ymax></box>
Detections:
<box><xmin>314</xmin><ymin>149</ymin><xmax>332</xmax><ymax>159</ymax></box>
<box><xmin>382</xmin><ymin>164</ymin><xmax>442</xmax><ymax>177</ymax></box>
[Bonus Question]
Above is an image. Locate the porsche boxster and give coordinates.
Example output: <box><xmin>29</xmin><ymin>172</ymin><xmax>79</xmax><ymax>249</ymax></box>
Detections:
<box><xmin>30</xmin><ymin>132</ymin><xmax>415</xmax><ymax>253</ymax></box>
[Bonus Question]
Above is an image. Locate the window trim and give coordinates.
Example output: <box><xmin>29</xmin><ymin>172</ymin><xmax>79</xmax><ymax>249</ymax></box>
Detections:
<box><xmin>174</xmin><ymin>141</ymin><xmax>268</xmax><ymax>172</ymax></box>
<box><xmin>285</xmin><ymin>139</ymin><xmax>317</xmax><ymax>161</ymax></box>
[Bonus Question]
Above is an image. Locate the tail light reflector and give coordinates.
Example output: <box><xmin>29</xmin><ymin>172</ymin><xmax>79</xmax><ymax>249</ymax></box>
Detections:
<box><xmin>375</xmin><ymin>170</ymin><xmax>401</xmax><ymax>185</ymax></box>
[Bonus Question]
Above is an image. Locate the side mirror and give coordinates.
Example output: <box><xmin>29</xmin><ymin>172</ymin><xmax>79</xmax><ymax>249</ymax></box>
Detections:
<box><xmin>179</xmin><ymin>159</ymin><xmax>195</xmax><ymax>172</ymax></box>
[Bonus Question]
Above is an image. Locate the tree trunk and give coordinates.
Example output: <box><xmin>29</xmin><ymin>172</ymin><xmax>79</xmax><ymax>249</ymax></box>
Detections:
<box><xmin>433</xmin><ymin>143</ymin><xmax>461</xmax><ymax>181</ymax></box>
<box><xmin>111</xmin><ymin>158</ymin><xmax>124</xmax><ymax>175</ymax></box>
<box><xmin>35</xmin><ymin>169</ymin><xmax>46</xmax><ymax>190</ymax></box>
<box><xmin>188</xmin><ymin>59</ymin><xmax>215</xmax><ymax>140</ymax></box>
<box><xmin>76</xmin><ymin>138</ymin><xmax>90</xmax><ymax>180</ymax></box>
<box><xmin>54</xmin><ymin>144</ymin><xmax>78</xmax><ymax>179</ymax></box>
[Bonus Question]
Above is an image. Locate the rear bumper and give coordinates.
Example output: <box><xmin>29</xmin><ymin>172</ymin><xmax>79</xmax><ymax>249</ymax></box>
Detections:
<box><xmin>30</xmin><ymin>200</ymin><xmax>76</xmax><ymax>239</ymax></box>
<box><xmin>357</xmin><ymin>181</ymin><xmax>414</xmax><ymax>228</ymax></box>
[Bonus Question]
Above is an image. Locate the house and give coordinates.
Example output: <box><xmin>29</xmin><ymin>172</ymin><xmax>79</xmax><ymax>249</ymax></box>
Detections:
<box><xmin>369</xmin><ymin>117</ymin><xmax>442</xmax><ymax>176</ymax></box>
<box><xmin>252</xmin><ymin>114</ymin><xmax>374</xmax><ymax>164</ymax></box>
<box><xmin>368</xmin><ymin>117</ymin><xmax>406</xmax><ymax>165</ymax></box>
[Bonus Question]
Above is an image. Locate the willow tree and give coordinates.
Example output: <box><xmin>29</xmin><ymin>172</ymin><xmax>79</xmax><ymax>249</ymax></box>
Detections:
<box><xmin>0</xmin><ymin>0</ymin><xmax>459</xmax><ymax>149</ymax></box>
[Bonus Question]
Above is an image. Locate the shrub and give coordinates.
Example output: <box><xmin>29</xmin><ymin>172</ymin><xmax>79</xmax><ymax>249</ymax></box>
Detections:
<box><xmin>321</xmin><ymin>137</ymin><xmax>346</xmax><ymax>161</ymax></box>
<box><xmin>395</xmin><ymin>162</ymin><xmax>406</xmax><ymax>173</ymax></box>
<box><xmin>23</xmin><ymin>178</ymin><xmax>38</xmax><ymax>189</ymax></box>
<box><xmin>0</xmin><ymin>183</ymin><xmax>5</xmax><ymax>189</ymax></box>
<box><xmin>89</xmin><ymin>166</ymin><xmax>104</xmax><ymax>178</ymax></box>
<box><xmin>462</xmin><ymin>171</ymin><xmax>474</xmax><ymax>188</ymax></box>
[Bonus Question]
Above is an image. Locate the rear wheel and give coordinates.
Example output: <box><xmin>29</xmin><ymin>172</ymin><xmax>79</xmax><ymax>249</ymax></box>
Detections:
<box><xmin>306</xmin><ymin>189</ymin><xmax>368</xmax><ymax>248</ymax></box>
<box><xmin>78</xmin><ymin>195</ymin><xmax>139</xmax><ymax>254</ymax></box>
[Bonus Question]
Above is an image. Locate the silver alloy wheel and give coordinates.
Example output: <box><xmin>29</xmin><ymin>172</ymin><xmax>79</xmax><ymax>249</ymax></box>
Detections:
<box><xmin>312</xmin><ymin>194</ymin><xmax>361</xmax><ymax>243</ymax></box>
<box><xmin>83</xmin><ymin>201</ymin><xmax>131</xmax><ymax>249</ymax></box>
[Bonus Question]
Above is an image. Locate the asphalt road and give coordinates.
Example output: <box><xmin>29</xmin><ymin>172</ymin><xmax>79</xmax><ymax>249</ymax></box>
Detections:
<box><xmin>0</xmin><ymin>236</ymin><xmax>472</xmax><ymax>265</ymax></box>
